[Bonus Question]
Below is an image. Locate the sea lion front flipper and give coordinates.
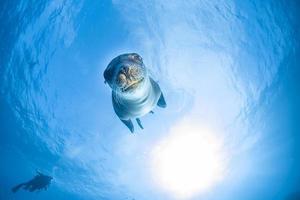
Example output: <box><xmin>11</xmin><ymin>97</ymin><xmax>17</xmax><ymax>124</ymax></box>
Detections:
<box><xmin>136</xmin><ymin>118</ymin><xmax>144</xmax><ymax>129</ymax></box>
<box><xmin>157</xmin><ymin>93</ymin><xmax>167</xmax><ymax>108</ymax></box>
<box><xmin>121</xmin><ymin>119</ymin><xmax>134</xmax><ymax>133</ymax></box>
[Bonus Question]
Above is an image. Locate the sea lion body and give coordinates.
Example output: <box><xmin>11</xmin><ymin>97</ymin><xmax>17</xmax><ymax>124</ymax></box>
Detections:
<box><xmin>104</xmin><ymin>53</ymin><xmax>166</xmax><ymax>132</ymax></box>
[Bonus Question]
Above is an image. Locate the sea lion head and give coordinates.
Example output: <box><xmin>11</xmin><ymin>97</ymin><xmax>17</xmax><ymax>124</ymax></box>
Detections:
<box><xmin>104</xmin><ymin>53</ymin><xmax>147</xmax><ymax>94</ymax></box>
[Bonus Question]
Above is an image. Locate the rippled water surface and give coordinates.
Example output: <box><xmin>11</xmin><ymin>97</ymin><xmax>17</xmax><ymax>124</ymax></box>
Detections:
<box><xmin>0</xmin><ymin>0</ymin><xmax>300</xmax><ymax>200</ymax></box>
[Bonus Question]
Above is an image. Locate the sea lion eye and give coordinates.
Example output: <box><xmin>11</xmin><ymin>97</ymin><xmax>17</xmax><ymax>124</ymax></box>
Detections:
<box><xmin>134</xmin><ymin>55</ymin><xmax>141</xmax><ymax>60</ymax></box>
<box><xmin>130</xmin><ymin>54</ymin><xmax>142</xmax><ymax>62</ymax></box>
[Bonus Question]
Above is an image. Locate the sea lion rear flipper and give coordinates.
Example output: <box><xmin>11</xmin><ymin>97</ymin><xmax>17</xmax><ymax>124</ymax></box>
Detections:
<box><xmin>121</xmin><ymin>119</ymin><xmax>134</xmax><ymax>133</ymax></box>
<box><xmin>136</xmin><ymin>118</ymin><xmax>144</xmax><ymax>129</ymax></box>
<box><xmin>157</xmin><ymin>93</ymin><xmax>167</xmax><ymax>108</ymax></box>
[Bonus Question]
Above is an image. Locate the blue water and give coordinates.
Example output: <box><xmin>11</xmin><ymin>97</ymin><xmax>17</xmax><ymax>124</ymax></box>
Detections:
<box><xmin>0</xmin><ymin>0</ymin><xmax>299</xmax><ymax>200</ymax></box>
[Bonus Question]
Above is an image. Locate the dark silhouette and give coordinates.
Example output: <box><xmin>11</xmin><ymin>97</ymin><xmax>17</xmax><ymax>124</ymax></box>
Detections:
<box><xmin>12</xmin><ymin>171</ymin><xmax>53</xmax><ymax>193</ymax></box>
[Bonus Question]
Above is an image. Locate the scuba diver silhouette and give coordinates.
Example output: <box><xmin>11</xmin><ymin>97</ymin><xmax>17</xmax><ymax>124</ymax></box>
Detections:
<box><xmin>11</xmin><ymin>171</ymin><xmax>53</xmax><ymax>193</ymax></box>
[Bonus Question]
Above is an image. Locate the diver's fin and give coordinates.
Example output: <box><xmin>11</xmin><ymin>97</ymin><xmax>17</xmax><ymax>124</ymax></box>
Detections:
<box><xmin>157</xmin><ymin>93</ymin><xmax>167</xmax><ymax>108</ymax></box>
<box><xmin>11</xmin><ymin>183</ymin><xmax>25</xmax><ymax>193</ymax></box>
<box><xmin>36</xmin><ymin>170</ymin><xmax>43</xmax><ymax>176</ymax></box>
<box><xmin>136</xmin><ymin>118</ymin><xmax>144</xmax><ymax>129</ymax></box>
<box><xmin>121</xmin><ymin>119</ymin><xmax>134</xmax><ymax>133</ymax></box>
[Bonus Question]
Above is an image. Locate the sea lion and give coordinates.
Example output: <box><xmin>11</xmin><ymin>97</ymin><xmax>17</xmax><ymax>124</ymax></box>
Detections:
<box><xmin>104</xmin><ymin>53</ymin><xmax>166</xmax><ymax>133</ymax></box>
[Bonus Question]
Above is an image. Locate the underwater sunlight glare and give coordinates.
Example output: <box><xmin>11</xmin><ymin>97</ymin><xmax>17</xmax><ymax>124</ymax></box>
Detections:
<box><xmin>152</xmin><ymin>119</ymin><xmax>226</xmax><ymax>198</ymax></box>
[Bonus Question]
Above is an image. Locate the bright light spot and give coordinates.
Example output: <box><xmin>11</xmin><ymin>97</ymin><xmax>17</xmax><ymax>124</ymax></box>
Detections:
<box><xmin>152</xmin><ymin>120</ymin><xmax>226</xmax><ymax>198</ymax></box>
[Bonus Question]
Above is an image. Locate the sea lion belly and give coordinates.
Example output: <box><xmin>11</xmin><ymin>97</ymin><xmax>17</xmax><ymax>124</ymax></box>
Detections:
<box><xmin>112</xmin><ymin>78</ymin><xmax>161</xmax><ymax>120</ymax></box>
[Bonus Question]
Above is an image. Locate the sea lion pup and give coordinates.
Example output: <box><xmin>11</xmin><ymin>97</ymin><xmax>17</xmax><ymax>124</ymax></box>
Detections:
<box><xmin>104</xmin><ymin>53</ymin><xmax>166</xmax><ymax>133</ymax></box>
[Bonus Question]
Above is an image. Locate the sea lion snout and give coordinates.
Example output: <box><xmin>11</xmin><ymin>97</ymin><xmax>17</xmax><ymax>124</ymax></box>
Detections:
<box><xmin>117</xmin><ymin>65</ymin><xmax>145</xmax><ymax>92</ymax></box>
